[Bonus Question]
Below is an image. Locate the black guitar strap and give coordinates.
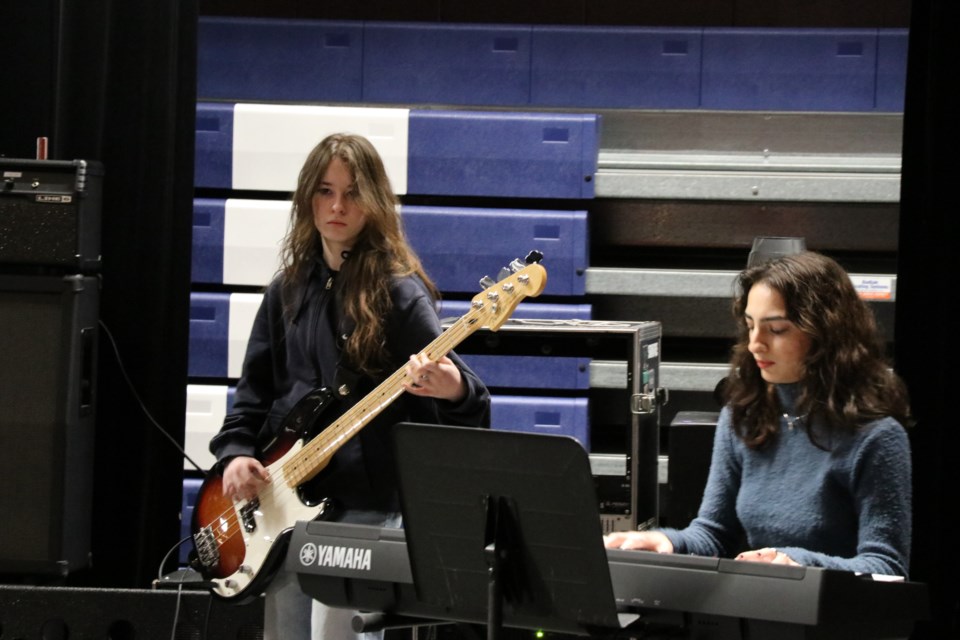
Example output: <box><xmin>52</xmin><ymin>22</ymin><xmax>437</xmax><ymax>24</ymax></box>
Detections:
<box><xmin>332</xmin><ymin>291</ymin><xmax>362</xmax><ymax>400</ymax></box>
<box><xmin>334</xmin><ymin>355</ymin><xmax>362</xmax><ymax>400</ymax></box>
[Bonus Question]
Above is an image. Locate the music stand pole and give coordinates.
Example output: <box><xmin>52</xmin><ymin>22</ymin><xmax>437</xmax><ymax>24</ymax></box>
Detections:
<box><xmin>486</xmin><ymin>540</ymin><xmax>503</xmax><ymax>640</ymax></box>
<box><xmin>484</xmin><ymin>494</ymin><xmax>512</xmax><ymax>640</ymax></box>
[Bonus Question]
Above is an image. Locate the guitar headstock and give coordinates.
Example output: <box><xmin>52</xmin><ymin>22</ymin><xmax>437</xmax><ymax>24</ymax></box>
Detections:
<box><xmin>471</xmin><ymin>253</ymin><xmax>547</xmax><ymax>330</ymax></box>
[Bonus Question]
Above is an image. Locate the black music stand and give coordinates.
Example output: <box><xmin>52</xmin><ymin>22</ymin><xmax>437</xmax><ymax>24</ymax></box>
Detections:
<box><xmin>393</xmin><ymin>423</ymin><xmax>637</xmax><ymax>639</ymax></box>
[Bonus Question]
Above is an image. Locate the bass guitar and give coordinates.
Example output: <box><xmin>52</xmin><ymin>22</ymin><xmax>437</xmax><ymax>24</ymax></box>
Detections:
<box><xmin>190</xmin><ymin>254</ymin><xmax>547</xmax><ymax>601</ymax></box>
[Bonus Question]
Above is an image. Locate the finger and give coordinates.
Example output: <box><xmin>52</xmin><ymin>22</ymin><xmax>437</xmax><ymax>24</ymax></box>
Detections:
<box><xmin>405</xmin><ymin>356</ymin><xmax>419</xmax><ymax>380</ymax></box>
<box><xmin>614</xmin><ymin>536</ymin><xmax>644</xmax><ymax>550</ymax></box>
<box><xmin>406</xmin><ymin>355</ymin><xmax>430</xmax><ymax>384</ymax></box>
<box><xmin>603</xmin><ymin>533</ymin><xmax>626</xmax><ymax>548</ymax></box>
<box><xmin>403</xmin><ymin>378</ymin><xmax>423</xmax><ymax>393</ymax></box>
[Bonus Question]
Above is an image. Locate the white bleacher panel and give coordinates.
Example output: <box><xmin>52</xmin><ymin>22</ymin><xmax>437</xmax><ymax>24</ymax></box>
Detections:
<box><xmin>227</xmin><ymin>293</ymin><xmax>265</xmax><ymax>379</ymax></box>
<box><xmin>232</xmin><ymin>104</ymin><xmax>410</xmax><ymax>193</ymax></box>
<box><xmin>184</xmin><ymin>384</ymin><xmax>229</xmax><ymax>472</ymax></box>
<box><xmin>223</xmin><ymin>199</ymin><xmax>289</xmax><ymax>286</ymax></box>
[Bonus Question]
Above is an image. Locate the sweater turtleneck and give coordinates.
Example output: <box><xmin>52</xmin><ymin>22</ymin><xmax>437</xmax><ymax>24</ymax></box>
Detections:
<box><xmin>774</xmin><ymin>382</ymin><xmax>808</xmax><ymax>432</ymax></box>
<box><xmin>774</xmin><ymin>381</ymin><xmax>802</xmax><ymax>414</ymax></box>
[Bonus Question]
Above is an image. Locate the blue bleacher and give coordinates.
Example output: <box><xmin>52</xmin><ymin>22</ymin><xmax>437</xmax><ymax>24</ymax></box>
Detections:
<box><xmin>197</xmin><ymin>17</ymin><xmax>908</xmax><ymax>112</ymax></box>
<box><xmin>406</xmin><ymin>111</ymin><xmax>599</xmax><ymax>199</ymax></box>
<box><xmin>530</xmin><ymin>26</ymin><xmax>702</xmax><ymax>109</ymax></box>
<box><xmin>876</xmin><ymin>29</ymin><xmax>909</xmax><ymax>112</ymax></box>
<box><xmin>491</xmin><ymin>395</ymin><xmax>590</xmax><ymax>450</ymax></box>
<box><xmin>188</xmin><ymin>293</ymin><xmax>231</xmax><ymax>378</ymax></box>
<box><xmin>401</xmin><ymin>206</ymin><xmax>588</xmax><ymax>295</ymax></box>
<box><xmin>700</xmin><ymin>28</ymin><xmax>880</xmax><ymax>111</ymax></box>
<box><xmin>363</xmin><ymin>22</ymin><xmax>532</xmax><ymax>106</ymax></box>
<box><xmin>195</xmin><ymin>103</ymin><xmax>234</xmax><ymax>190</ymax></box>
<box><xmin>192</xmin><ymin>199</ymin><xmax>226</xmax><ymax>284</ymax></box>
<box><xmin>459</xmin><ymin>354</ymin><xmax>591</xmax><ymax>391</ymax></box>
<box><xmin>198</xmin><ymin>18</ymin><xmax>364</xmax><ymax>102</ymax></box>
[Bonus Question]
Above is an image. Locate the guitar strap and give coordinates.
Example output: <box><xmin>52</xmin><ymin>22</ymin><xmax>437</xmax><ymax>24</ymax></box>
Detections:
<box><xmin>332</xmin><ymin>287</ymin><xmax>362</xmax><ymax>400</ymax></box>
<box><xmin>333</xmin><ymin>353</ymin><xmax>362</xmax><ymax>400</ymax></box>
<box><xmin>304</xmin><ymin>265</ymin><xmax>357</xmax><ymax>402</ymax></box>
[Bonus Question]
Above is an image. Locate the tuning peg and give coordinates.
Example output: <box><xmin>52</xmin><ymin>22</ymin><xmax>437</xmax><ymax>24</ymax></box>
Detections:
<box><xmin>509</xmin><ymin>258</ymin><xmax>528</xmax><ymax>273</ymax></box>
<box><xmin>524</xmin><ymin>250</ymin><xmax>544</xmax><ymax>264</ymax></box>
<box><xmin>497</xmin><ymin>267</ymin><xmax>513</xmax><ymax>281</ymax></box>
<box><xmin>479</xmin><ymin>275</ymin><xmax>496</xmax><ymax>290</ymax></box>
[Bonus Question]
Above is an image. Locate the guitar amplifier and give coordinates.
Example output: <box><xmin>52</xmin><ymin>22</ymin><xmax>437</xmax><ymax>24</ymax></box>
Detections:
<box><xmin>0</xmin><ymin>158</ymin><xmax>103</xmax><ymax>273</ymax></box>
<box><xmin>0</xmin><ymin>273</ymin><xmax>99</xmax><ymax>575</ymax></box>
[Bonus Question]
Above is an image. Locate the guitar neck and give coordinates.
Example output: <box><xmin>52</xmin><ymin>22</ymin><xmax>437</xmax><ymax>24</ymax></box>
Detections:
<box><xmin>280</xmin><ymin>304</ymin><xmax>485</xmax><ymax>487</ymax></box>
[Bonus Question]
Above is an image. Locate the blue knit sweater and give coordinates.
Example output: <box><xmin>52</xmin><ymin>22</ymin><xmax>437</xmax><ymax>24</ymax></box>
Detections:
<box><xmin>662</xmin><ymin>383</ymin><xmax>912</xmax><ymax>576</ymax></box>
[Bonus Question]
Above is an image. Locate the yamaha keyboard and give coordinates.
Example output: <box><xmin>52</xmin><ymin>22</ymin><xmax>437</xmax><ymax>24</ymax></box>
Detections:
<box><xmin>288</xmin><ymin>520</ymin><xmax>929</xmax><ymax>639</ymax></box>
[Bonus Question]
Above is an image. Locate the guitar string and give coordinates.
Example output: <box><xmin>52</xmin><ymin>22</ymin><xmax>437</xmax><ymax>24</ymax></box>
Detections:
<box><xmin>200</xmin><ymin>269</ymin><xmax>541</xmax><ymax>574</ymax></box>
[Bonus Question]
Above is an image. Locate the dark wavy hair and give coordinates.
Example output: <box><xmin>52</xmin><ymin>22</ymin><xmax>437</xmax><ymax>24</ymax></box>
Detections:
<box><xmin>724</xmin><ymin>251</ymin><xmax>911</xmax><ymax>448</ymax></box>
<box><xmin>279</xmin><ymin>133</ymin><xmax>437</xmax><ymax>375</ymax></box>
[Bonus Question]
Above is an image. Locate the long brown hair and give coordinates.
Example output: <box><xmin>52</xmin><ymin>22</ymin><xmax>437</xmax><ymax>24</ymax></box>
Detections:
<box><xmin>724</xmin><ymin>251</ymin><xmax>911</xmax><ymax>448</ymax></box>
<box><xmin>280</xmin><ymin>133</ymin><xmax>437</xmax><ymax>374</ymax></box>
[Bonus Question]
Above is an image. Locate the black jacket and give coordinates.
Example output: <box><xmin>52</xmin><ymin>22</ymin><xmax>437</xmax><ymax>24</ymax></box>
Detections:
<box><xmin>210</xmin><ymin>258</ymin><xmax>491</xmax><ymax>511</ymax></box>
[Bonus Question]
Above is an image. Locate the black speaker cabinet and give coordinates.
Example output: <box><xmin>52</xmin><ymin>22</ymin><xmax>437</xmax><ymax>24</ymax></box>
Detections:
<box><xmin>0</xmin><ymin>274</ymin><xmax>99</xmax><ymax>575</ymax></box>
<box><xmin>0</xmin><ymin>158</ymin><xmax>102</xmax><ymax>273</ymax></box>
<box><xmin>664</xmin><ymin>410</ymin><xmax>719</xmax><ymax>528</ymax></box>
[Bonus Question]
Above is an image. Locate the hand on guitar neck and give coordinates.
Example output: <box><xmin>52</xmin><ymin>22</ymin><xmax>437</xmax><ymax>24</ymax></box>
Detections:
<box><xmin>403</xmin><ymin>354</ymin><xmax>466</xmax><ymax>402</ymax></box>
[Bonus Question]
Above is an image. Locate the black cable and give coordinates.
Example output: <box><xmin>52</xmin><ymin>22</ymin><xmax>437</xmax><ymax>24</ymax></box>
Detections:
<box><xmin>157</xmin><ymin>534</ymin><xmax>196</xmax><ymax>583</ymax></box>
<box><xmin>201</xmin><ymin>586</ymin><xmax>214</xmax><ymax>640</ymax></box>
<box><xmin>98</xmin><ymin>318</ymin><xmax>208</xmax><ymax>474</ymax></box>
<box><xmin>170</xmin><ymin>582</ymin><xmax>184</xmax><ymax>640</ymax></box>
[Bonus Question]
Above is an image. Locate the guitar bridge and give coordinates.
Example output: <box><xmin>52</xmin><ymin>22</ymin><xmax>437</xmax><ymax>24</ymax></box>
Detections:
<box><xmin>194</xmin><ymin>525</ymin><xmax>220</xmax><ymax>569</ymax></box>
<box><xmin>240</xmin><ymin>497</ymin><xmax>260</xmax><ymax>532</ymax></box>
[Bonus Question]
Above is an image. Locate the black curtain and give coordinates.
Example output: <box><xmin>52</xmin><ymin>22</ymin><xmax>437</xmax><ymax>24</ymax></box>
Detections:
<box><xmin>896</xmin><ymin>1</ymin><xmax>960</xmax><ymax>638</ymax></box>
<box><xmin>1</xmin><ymin>0</ymin><xmax>196</xmax><ymax>588</ymax></box>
